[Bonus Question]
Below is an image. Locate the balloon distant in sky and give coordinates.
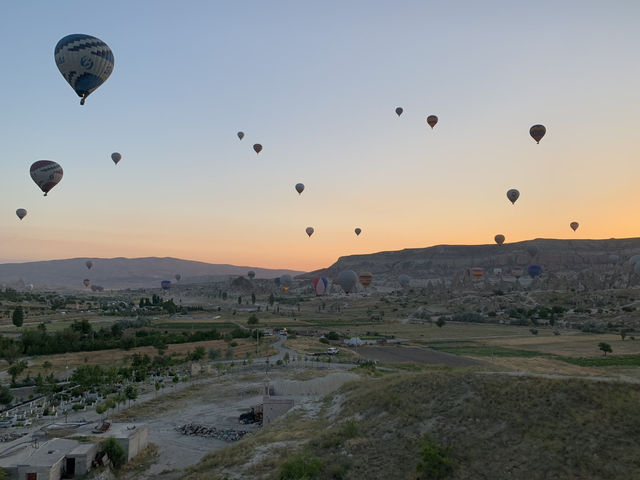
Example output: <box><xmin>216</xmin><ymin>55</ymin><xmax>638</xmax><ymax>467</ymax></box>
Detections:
<box><xmin>529</xmin><ymin>124</ymin><xmax>546</xmax><ymax>144</ymax></box>
<box><xmin>570</xmin><ymin>222</ymin><xmax>579</xmax><ymax>232</ymax></box>
<box><xmin>395</xmin><ymin>107</ymin><xmax>403</xmax><ymax>116</ymax></box>
<box><xmin>280</xmin><ymin>274</ymin><xmax>292</xmax><ymax>291</ymax></box>
<box><xmin>312</xmin><ymin>277</ymin><xmax>329</xmax><ymax>295</ymax></box>
<box><xmin>359</xmin><ymin>272</ymin><xmax>373</xmax><ymax>288</ymax></box>
<box><xmin>354</xmin><ymin>228</ymin><xmax>362</xmax><ymax>236</ymax></box>
<box><xmin>526</xmin><ymin>245</ymin><xmax>538</xmax><ymax>258</ymax></box>
<box><xmin>54</xmin><ymin>34</ymin><xmax>114</xmax><ymax>105</ymax></box>
<box><xmin>398</xmin><ymin>274</ymin><xmax>410</xmax><ymax>288</ymax></box>
<box><xmin>494</xmin><ymin>234</ymin><xmax>505</xmax><ymax>246</ymax></box>
<box><xmin>470</xmin><ymin>267</ymin><xmax>484</xmax><ymax>280</ymax></box>
<box><xmin>608</xmin><ymin>254</ymin><xmax>619</xmax><ymax>264</ymax></box>
<box><xmin>175</xmin><ymin>274</ymin><xmax>181</xmax><ymax>282</ymax></box>
<box><xmin>16</xmin><ymin>209</ymin><xmax>27</xmax><ymax>220</ymax></box>
<box><xmin>427</xmin><ymin>115</ymin><xmax>438</xmax><ymax>129</ymax></box>
<box><xmin>30</xmin><ymin>161</ymin><xmax>63</xmax><ymax>196</ymax></box>
<box><xmin>248</xmin><ymin>271</ymin><xmax>255</xmax><ymax>280</ymax></box>
<box><xmin>528</xmin><ymin>264</ymin><xmax>543</xmax><ymax>278</ymax></box>
<box><xmin>337</xmin><ymin>270</ymin><xmax>358</xmax><ymax>294</ymax></box>
<box><xmin>83</xmin><ymin>279</ymin><xmax>90</xmax><ymax>287</ymax></box>
<box><xmin>253</xmin><ymin>144</ymin><xmax>262</xmax><ymax>154</ymax></box>
<box><xmin>237</xmin><ymin>132</ymin><xmax>244</xmax><ymax>140</ymax></box>
<box><xmin>161</xmin><ymin>280</ymin><xmax>172</xmax><ymax>292</ymax></box>
<box><xmin>511</xmin><ymin>266</ymin><xmax>524</xmax><ymax>279</ymax></box>
<box><xmin>111</xmin><ymin>152</ymin><xmax>122</xmax><ymax>165</ymax></box>
<box><xmin>86</xmin><ymin>260</ymin><xmax>93</xmax><ymax>270</ymax></box>
<box><xmin>506</xmin><ymin>189</ymin><xmax>520</xmax><ymax>204</ymax></box>
<box><xmin>295</xmin><ymin>183</ymin><xmax>305</xmax><ymax>195</ymax></box>
<box><xmin>90</xmin><ymin>285</ymin><xmax>104</xmax><ymax>292</ymax></box>
<box><xmin>306</xmin><ymin>227</ymin><xmax>314</xmax><ymax>237</ymax></box>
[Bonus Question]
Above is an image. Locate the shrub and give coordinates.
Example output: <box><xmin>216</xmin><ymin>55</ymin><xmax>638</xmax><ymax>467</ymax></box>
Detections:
<box><xmin>102</xmin><ymin>437</ymin><xmax>126</xmax><ymax>469</ymax></box>
<box><xmin>319</xmin><ymin>337</ymin><xmax>329</xmax><ymax>344</ymax></box>
<box><xmin>280</xmin><ymin>451</ymin><xmax>324</xmax><ymax>479</ymax></box>
<box><xmin>416</xmin><ymin>433</ymin><xmax>453</xmax><ymax>479</ymax></box>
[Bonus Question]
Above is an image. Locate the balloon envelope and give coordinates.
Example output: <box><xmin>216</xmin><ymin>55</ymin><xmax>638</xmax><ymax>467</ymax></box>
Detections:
<box><xmin>253</xmin><ymin>144</ymin><xmax>262</xmax><ymax>154</ymax></box>
<box><xmin>526</xmin><ymin>245</ymin><xmax>538</xmax><ymax>258</ymax></box>
<box><xmin>83</xmin><ymin>279</ymin><xmax>90</xmax><ymax>287</ymax></box>
<box><xmin>337</xmin><ymin>270</ymin><xmax>358</xmax><ymax>294</ymax></box>
<box><xmin>398</xmin><ymin>274</ymin><xmax>410</xmax><ymax>287</ymax></box>
<box><xmin>111</xmin><ymin>152</ymin><xmax>122</xmax><ymax>165</ymax></box>
<box><xmin>280</xmin><ymin>274</ymin><xmax>292</xmax><ymax>291</ymax></box>
<box><xmin>54</xmin><ymin>34</ymin><xmax>114</xmax><ymax>104</ymax></box>
<box><xmin>529</xmin><ymin>124</ymin><xmax>546</xmax><ymax>144</ymax></box>
<box><xmin>359</xmin><ymin>272</ymin><xmax>373</xmax><ymax>288</ymax></box>
<box><xmin>30</xmin><ymin>161</ymin><xmax>63</xmax><ymax>196</ymax></box>
<box><xmin>570</xmin><ymin>222</ymin><xmax>579</xmax><ymax>231</ymax></box>
<box><xmin>427</xmin><ymin>115</ymin><xmax>438</xmax><ymax>129</ymax></box>
<box><xmin>312</xmin><ymin>277</ymin><xmax>329</xmax><ymax>295</ymax></box>
<box><xmin>506</xmin><ymin>189</ymin><xmax>520</xmax><ymax>204</ymax></box>
<box><xmin>295</xmin><ymin>183</ymin><xmax>304</xmax><ymax>194</ymax></box>
<box><xmin>237</xmin><ymin>131</ymin><xmax>244</xmax><ymax>140</ymax></box>
<box><xmin>86</xmin><ymin>260</ymin><xmax>93</xmax><ymax>270</ymax></box>
<box><xmin>608</xmin><ymin>254</ymin><xmax>619</xmax><ymax>264</ymax></box>
<box><xmin>306</xmin><ymin>227</ymin><xmax>314</xmax><ymax>237</ymax></box>
<box><xmin>175</xmin><ymin>274</ymin><xmax>181</xmax><ymax>282</ymax></box>
<box><xmin>354</xmin><ymin>228</ymin><xmax>362</xmax><ymax>236</ymax></box>
<box><xmin>635</xmin><ymin>263</ymin><xmax>640</xmax><ymax>276</ymax></box>
<box><xmin>494</xmin><ymin>234</ymin><xmax>505</xmax><ymax>246</ymax></box>
<box><xmin>248</xmin><ymin>271</ymin><xmax>256</xmax><ymax>280</ymax></box>
<box><xmin>528</xmin><ymin>265</ymin><xmax>543</xmax><ymax>278</ymax></box>
<box><xmin>395</xmin><ymin>107</ymin><xmax>403</xmax><ymax>116</ymax></box>
<box><xmin>16</xmin><ymin>209</ymin><xmax>27</xmax><ymax>220</ymax></box>
<box><xmin>161</xmin><ymin>280</ymin><xmax>172</xmax><ymax>292</ymax></box>
<box><xmin>629</xmin><ymin>255</ymin><xmax>640</xmax><ymax>265</ymax></box>
<box><xmin>511</xmin><ymin>266</ymin><xmax>524</xmax><ymax>278</ymax></box>
<box><xmin>470</xmin><ymin>267</ymin><xmax>484</xmax><ymax>280</ymax></box>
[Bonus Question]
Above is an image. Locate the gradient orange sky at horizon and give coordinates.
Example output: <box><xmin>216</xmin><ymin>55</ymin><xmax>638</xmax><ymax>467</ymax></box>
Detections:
<box><xmin>0</xmin><ymin>1</ymin><xmax>638</xmax><ymax>272</ymax></box>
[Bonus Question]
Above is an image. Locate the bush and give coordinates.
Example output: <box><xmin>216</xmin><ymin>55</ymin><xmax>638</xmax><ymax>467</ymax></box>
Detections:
<box><xmin>416</xmin><ymin>433</ymin><xmax>453</xmax><ymax>479</ymax></box>
<box><xmin>280</xmin><ymin>451</ymin><xmax>324</xmax><ymax>479</ymax></box>
<box><xmin>102</xmin><ymin>437</ymin><xmax>126</xmax><ymax>469</ymax></box>
<box><xmin>319</xmin><ymin>337</ymin><xmax>329</xmax><ymax>344</ymax></box>
<box><xmin>247</xmin><ymin>314</ymin><xmax>259</xmax><ymax>324</ymax></box>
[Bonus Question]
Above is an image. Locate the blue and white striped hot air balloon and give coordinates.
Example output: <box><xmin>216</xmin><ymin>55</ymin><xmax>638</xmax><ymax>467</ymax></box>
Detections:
<box><xmin>54</xmin><ymin>34</ymin><xmax>114</xmax><ymax>105</ymax></box>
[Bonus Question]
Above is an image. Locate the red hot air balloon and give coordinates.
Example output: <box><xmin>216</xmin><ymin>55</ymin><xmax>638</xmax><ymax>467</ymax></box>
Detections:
<box><xmin>570</xmin><ymin>222</ymin><xmax>579</xmax><ymax>232</ymax></box>
<box><xmin>30</xmin><ymin>161</ymin><xmax>63</xmax><ymax>196</ymax></box>
<box><xmin>253</xmin><ymin>144</ymin><xmax>262</xmax><ymax>154</ymax></box>
<box><xmin>427</xmin><ymin>115</ymin><xmax>438</xmax><ymax>129</ymax></box>
<box><xmin>529</xmin><ymin>124</ymin><xmax>546</xmax><ymax>144</ymax></box>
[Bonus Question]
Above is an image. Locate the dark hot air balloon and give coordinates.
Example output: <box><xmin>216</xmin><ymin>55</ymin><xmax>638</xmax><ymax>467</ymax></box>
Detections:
<box><xmin>506</xmin><ymin>189</ymin><xmax>520</xmax><ymax>204</ymax></box>
<box><xmin>295</xmin><ymin>183</ymin><xmax>304</xmax><ymax>194</ymax></box>
<box><xmin>30</xmin><ymin>161</ymin><xmax>63</xmax><ymax>196</ymax></box>
<box><xmin>337</xmin><ymin>270</ymin><xmax>358</xmax><ymax>294</ymax></box>
<box><xmin>395</xmin><ymin>107</ymin><xmax>403</xmax><ymax>116</ymax></box>
<box><xmin>16</xmin><ymin>209</ymin><xmax>27</xmax><ymax>220</ymax></box>
<box><xmin>306</xmin><ymin>227</ymin><xmax>314</xmax><ymax>237</ymax></box>
<box><xmin>253</xmin><ymin>144</ymin><xmax>262</xmax><ymax>154</ymax></box>
<box><xmin>111</xmin><ymin>152</ymin><xmax>122</xmax><ymax>165</ymax></box>
<box><xmin>494</xmin><ymin>234</ymin><xmax>505</xmax><ymax>246</ymax></box>
<box><xmin>427</xmin><ymin>115</ymin><xmax>438</xmax><ymax>129</ymax></box>
<box><xmin>529</xmin><ymin>124</ymin><xmax>546</xmax><ymax>144</ymax></box>
<box><xmin>570</xmin><ymin>222</ymin><xmax>579</xmax><ymax>232</ymax></box>
<box><xmin>237</xmin><ymin>132</ymin><xmax>244</xmax><ymax>140</ymax></box>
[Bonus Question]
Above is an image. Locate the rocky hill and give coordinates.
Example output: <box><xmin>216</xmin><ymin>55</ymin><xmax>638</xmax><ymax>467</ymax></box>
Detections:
<box><xmin>0</xmin><ymin>257</ymin><xmax>303</xmax><ymax>290</ymax></box>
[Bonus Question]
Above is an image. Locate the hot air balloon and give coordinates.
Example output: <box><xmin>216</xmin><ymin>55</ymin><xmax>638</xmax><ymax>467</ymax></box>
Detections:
<box><xmin>470</xmin><ymin>267</ymin><xmax>484</xmax><ymax>281</ymax></box>
<box><xmin>529</xmin><ymin>124</ymin><xmax>546</xmax><ymax>144</ymax></box>
<box><xmin>635</xmin><ymin>263</ymin><xmax>640</xmax><ymax>276</ymax></box>
<box><xmin>175</xmin><ymin>274</ymin><xmax>181</xmax><ymax>282</ymax></box>
<box><xmin>398</xmin><ymin>274</ymin><xmax>410</xmax><ymax>288</ymax></box>
<box><xmin>427</xmin><ymin>115</ymin><xmax>438</xmax><ymax>129</ymax></box>
<box><xmin>526</xmin><ymin>245</ymin><xmax>538</xmax><ymax>258</ymax></box>
<box><xmin>83</xmin><ymin>279</ymin><xmax>90</xmax><ymax>287</ymax></box>
<box><xmin>608</xmin><ymin>254</ymin><xmax>619</xmax><ymax>264</ymax></box>
<box><xmin>506</xmin><ymin>189</ymin><xmax>520</xmax><ymax>204</ymax></box>
<box><xmin>493</xmin><ymin>268</ymin><xmax>503</xmax><ymax>278</ymax></box>
<box><xmin>111</xmin><ymin>152</ymin><xmax>122</xmax><ymax>165</ymax></box>
<box><xmin>16</xmin><ymin>209</ymin><xmax>27</xmax><ymax>220</ymax></box>
<box><xmin>511</xmin><ymin>266</ymin><xmax>524</xmax><ymax>279</ymax></box>
<box><xmin>395</xmin><ymin>107</ymin><xmax>403</xmax><ymax>116</ymax></box>
<box><xmin>528</xmin><ymin>265</ymin><xmax>543</xmax><ymax>278</ymax></box>
<box><xmin>27</xmin><ymin>284</ymin><xmax>34</xmax><ymax>292</ymax></box>
<box><xmin>161</xmin><ymin>280</ymin><xmax>172</xmax><ymax>292</ymax></box>
<box><xmin>248</xmin><ymin>271</ymin><xmax>256</xmax><ymax>280</ymax></box>
<box><xmin>54</xmin><ymin>34</ymin><xmax>114</xmax><ymax>105</ymax></box>
<box><xmin>359</xmin><ymin>272</ymin><xmax>373</xmax><ymax>288</ymax></box>
<box><xmin>629</xmin><ymin>255</ymin><xmax>640</xmax><ymax>265</ymax></box>
<box><xmin>86</xmin><ymin>260</ymin><xmax>93</xmax><ymax>270</ymax></box>
<box><xmin>494</xmin><ymin>234</ymin><xmax>505</xmax><ymax>246</ymax></box>
<box><xmin>253</xmin><ymin>144</ymin><xmax>262</xmax><ymax>154</ymax></box>
<box><xmin>280</xmin><ymin>274</ymin><xmax>292</xmax><ymax>291</ymax></box>
<box><xmin>354</xmin><ymin>228</ymin><xmax>362</xmax><ymax>236</ymax></box>
<box><xmin>570</xmin><ymin>222</ymin><xmax>579</xmax><ymax>232</ymax></box>
<box><xmin>337</xmin><ymin>270</ymin><xmax>358</xmax><ymax>294</ymax></box>
<box><xmin>295</xmin><ymin>183</ymin><xmax>305</xmax><ymax>195</ymax></box>
<box><xmin>274</xmin><ymin>277</ymin><xmax>281</xmax><ymax>287</ymax></box>
<box><xmin>306</xmin><ymin>227</ymin><xmax>314</xmax><ymax>237</ymax></box>
<box><xmin>312</xmin><ymin>277</ymin><xmax>329</xmax><ymax>295</ymax></box>
<box><xmin>30</xmin><ymin>161</ymin><xmax>63</xmax><ymax>196</ymax></box>
<box><xmin>237</xmin><ymin>132</ymin><xmax>244</xmax><ymax>140</ymax></box>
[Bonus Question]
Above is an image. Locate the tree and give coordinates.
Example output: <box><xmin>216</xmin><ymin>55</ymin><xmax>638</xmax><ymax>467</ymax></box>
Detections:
<box><xmin>251</xmin><ymin>293</ymin><xmax>256</xmax><ymax>305</ymax></box>
<box><xmin>599</xmin><ymin>342</ymin><xmax>612</xmax><ymax>356</ymax></box>
<box><xmin>238</xmin><ymin>296</ymin><xmax>242</xmax><ymax>305</ymax></box>
<box><xmin>247</xmin><ymin>314</ymin><xmax>259</xmax><ymax>325</ymax></box>
<box><xmin>102</xmin><ymin>438</ymin><xmax>126</xmax><ymax>469</ymax></box>
<box><xmin>435</xmin><ymin>317</ymin><xmax>446</xmax><ymax>328</ymax></box>
<box><xmin>12</xmin><ymin>306</ymin><xmax>24</xmax><ymax>327</ymax></box>
<box><xmin>8</xmin><ymin>360</ymin><xmax>27</xmax><ymax>385</ymax></box>
<box><xmin>416</xmin><ymin>433</ymin><xmax>453</xmax><ymax>479</ymax></box>
<box><xmin>125</xmin><ymin>384</ymin><xmax>138</xmax><ymax>406</ymax></box>
<box><xmin>96</xmin><ymin>402</ymin><xmax>107</xmax><ymax>420</ymax></box>
<box><xmin>269</xmin><ymin>294</ymin><xmax>275</xmax><ymax>306</ymax></box>
<box><xmin>0</xmin><ymin>386</ymin><xmax>13</xmax><ymax>406</ymax></box>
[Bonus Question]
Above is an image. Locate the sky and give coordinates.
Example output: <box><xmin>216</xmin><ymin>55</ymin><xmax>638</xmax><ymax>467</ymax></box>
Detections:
<box><xmin>0</xmin><ymin>1</ymin><xmax>639</xmax><ymax>271</ymax></box>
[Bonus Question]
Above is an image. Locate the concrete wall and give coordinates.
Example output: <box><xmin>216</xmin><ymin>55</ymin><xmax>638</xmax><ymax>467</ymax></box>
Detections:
<box><xmin>262</xmin><ymin>397</ymin><xmax>294</xmax><ymax>427</ymax></box>
<box><xmin>115</xmin><ymin>425</ymin><xmax>148</xmax><ymax>462</ymax></box>
<box><xmin>68</xmin><ymin>443</ymin><xmax>98</xmax><ymax>476</ymax></box>
<box><xmin>16</xmin><ymin>456</ymin><xmax>62</xmax><ymax>480</ymax></box>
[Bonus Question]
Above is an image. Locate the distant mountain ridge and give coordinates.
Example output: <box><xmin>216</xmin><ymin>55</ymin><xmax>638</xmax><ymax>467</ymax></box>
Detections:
<box><xmin>0</xmin><ymin>257</ymin><xmax>304</xmax><ymax>290</ymax></box>
<box><xmin>302</xmin><ymin>238</ymin><xmax>640</xmax><ymax>282</ymax></box>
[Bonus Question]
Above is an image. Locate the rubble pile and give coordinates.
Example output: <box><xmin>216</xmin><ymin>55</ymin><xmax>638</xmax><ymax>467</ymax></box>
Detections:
<box><xmin>176</xmin><ymin>423</ymin><xmax>250</xmax><ymax>442</ymax></box>
<box><xmin>0</xmin><ymin>432</ymin><xmax>24</xmax><ymax>442</ymax></box>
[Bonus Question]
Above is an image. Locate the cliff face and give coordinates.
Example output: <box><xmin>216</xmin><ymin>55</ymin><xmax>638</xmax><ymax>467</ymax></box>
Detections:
<box><xmin>302</xmin><ymin>238</ymin><xmax>640</xmax><ymax>283</ymax></box>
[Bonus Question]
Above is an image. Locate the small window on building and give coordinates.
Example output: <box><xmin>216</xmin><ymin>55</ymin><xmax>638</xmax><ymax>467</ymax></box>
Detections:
<box><xmin>27</xmin><ymin>473</ymin><xmax>38</xmax><ymax>480</ymax></box>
